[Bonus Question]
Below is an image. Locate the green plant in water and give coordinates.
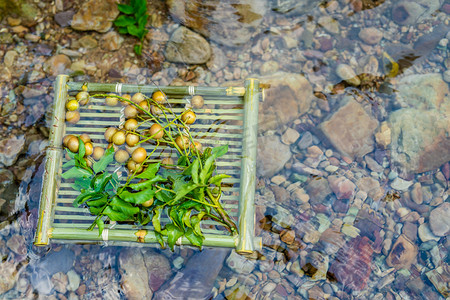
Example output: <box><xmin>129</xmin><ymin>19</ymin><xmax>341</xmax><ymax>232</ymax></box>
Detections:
<box><xmin>114</xmin><ymin>0</ymin><xmax>149</xmax><ymax>55</ymax></box>
<box><xmin>63</xmin><ymin>93</ymin><xmax>238</xmax><ymax>250</ymax></box>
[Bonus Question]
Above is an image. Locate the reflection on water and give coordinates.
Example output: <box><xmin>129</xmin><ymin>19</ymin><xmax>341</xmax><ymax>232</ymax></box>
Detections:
<box><xmin>0</xmin><ymin>0</ymin><xmax>449</xmax><ymax>299</ymax></box>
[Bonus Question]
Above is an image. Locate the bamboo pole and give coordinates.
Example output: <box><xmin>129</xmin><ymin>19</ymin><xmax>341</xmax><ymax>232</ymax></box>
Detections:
<box><xmin>67</xmin><ymin>82</ymin><xmax>246</xmax><ymax>97</ymax></box>
<box><xmin>50</xmin><ymin>228</ymin><xmax>237</xmax><ymax>248</ymax></box>
<box><xmin>34</xmin><ymin>75</ymin><xmax>68</xmax><ymax>246</ymax></box>
<box><xmin>236</xmin><ymin>78</ymin><xmax>261</xmax><ymax>253</ymax></box>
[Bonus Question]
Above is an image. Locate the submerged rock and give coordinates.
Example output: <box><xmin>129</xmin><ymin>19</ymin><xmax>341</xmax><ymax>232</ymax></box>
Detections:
<box><xmin>329</xmin><ymin>236</ymin><xmax>373</xmax><ymax>291</ymax></box>
<box><xmin>386</xmin><ymin>235</ymin><xmax>418</xmax><ymax>269</ymax></box>
<box><xmin>165</xmin><ymin>26</ymin><xmax>211</xmax><ymax>64</ymax></box>
<box><xmin>167</xmin><ymin>0</ymin><xmax>268</xmax><ymax>47</ymax></box>
<box><xmin>71</xmin><ymin>0</ymin><xmax>119</xmax><ymax>33</ymax></box>
<box><xmin>154</xmin><ymin>248</ymin><xmax>229</xmax><ymax>300</ymax></box>
<box><xmin>0</xmin><ymin>136</ymin><xmax>25</xmax><ymax>167</ymax></box>
<box><xmin>258</xmin><ymin>72</ymin><xmax>314</xmax><ymax>132</ymax></box>
<box><xmin>257</xmin><ymin>135</ymin><xmax>292</xmax><ymax>178</ymax></box>
<box><xmin>119</xmin><ymin>249</ymin><xmax>153</xmax><ymax>300</ymax></box>
<box><xmin>391</xmin><ymin>0</ymin><xmax>444</xmax><ymax>25</ymax></box>
<box><xmin>0</xmin><ymin>259</ymin><xmax>20</xmax><ymax>295</ymax></box>
<box><xmin>429</xmin><ymin>203</ymin><xmax>450</xmax><ymax>237</ymax></box>
<box><xmin>320</xmin><ymin>98</ymin><xmax>379</xmax><ymax>159</ymax></box>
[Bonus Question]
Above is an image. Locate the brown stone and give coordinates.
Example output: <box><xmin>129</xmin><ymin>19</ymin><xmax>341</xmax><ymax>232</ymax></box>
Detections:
<box><xmin>258</xmin><ymin>72</ymin><xmax>313</xmax><ymax>132</ymax></box>
<box><xmin>386</xmin><ymin>235</ymin><xmax>418</xmax><ymax>269</ymax></box>
<box><xmin>43</xmin><ymin>54</ymin><xmax>71</xmax><ymax>76</ymax></box>
<box><xmin>319</xmin><ymin>98</ymin><xmax>378</xmax><ymax>158</ymax></box>
<box><xmin>71</xmin><ymin>0</ymin><xmax>119</xmax><ymax>33</ymax></box>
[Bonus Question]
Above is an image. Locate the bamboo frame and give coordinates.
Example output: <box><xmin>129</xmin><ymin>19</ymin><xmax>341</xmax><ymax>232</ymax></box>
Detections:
<box><xmin>34</xmin><ymin>76</ymin><xmax>262</xmax><ymax>251</ymax></box>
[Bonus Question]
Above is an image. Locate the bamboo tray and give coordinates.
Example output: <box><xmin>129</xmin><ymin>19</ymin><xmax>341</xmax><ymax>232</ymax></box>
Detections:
<box><xmin>34</xmin><ymin>75</ymin><xmax>262</xmax><ymax>253</ymax></box>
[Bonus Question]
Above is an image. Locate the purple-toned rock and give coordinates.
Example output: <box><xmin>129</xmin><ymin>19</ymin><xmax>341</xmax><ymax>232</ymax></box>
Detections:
<box><xmin>328</xmin><ymin>175</ymin><xmax>356</xmax><ymax>200</ymax></box>
<box><xmin>257</xmin><ymin>135</ymin><xmax>292</xmax><ymax>178</ymax></box>
<box><xmin>386</xmin><ymin>235</ymin><xmax>418</xmax><ymax>269</ymax></box>
<box><xmin>319</xmin><ymin>98</ymin><xmax>379</xmax><ymax>159</ymax></box>
<box><xmin>359</xmin><ymin>27</ymin><xmax>383</xmax><ymax>45</ymax></box>
<box><xmin>429</xmin><ymin>203</ymin><xmax>450</xmax><ymax>237</ymax></box>
<box><xmin>142</xmin><ymin>249</ymin><xmax>172</xmax><ymax>292</ymax></box>
<box><xmin>6</xmin><ymin>235</ymin><xmax>26</xmax><ymax>256</ymax></box>
<box><xmin>329</xmin><ymin>236</ymin><xmax>373</xmax><ymax>291</ymax></box>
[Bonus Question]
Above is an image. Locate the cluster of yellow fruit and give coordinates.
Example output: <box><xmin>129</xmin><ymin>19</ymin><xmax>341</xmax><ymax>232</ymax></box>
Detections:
<box><xmin>63</xmin><ymin>89</ymin><xmax>205</xmax><ymax>174</ymax></box>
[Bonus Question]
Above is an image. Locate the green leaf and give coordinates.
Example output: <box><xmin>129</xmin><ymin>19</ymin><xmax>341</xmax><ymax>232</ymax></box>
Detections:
<box><xmin>62</xmin><ymin>159</ymin><xmax>75</xmax><ymax>169</ymax></box>
<box><xmin>114</xmin><ymin>15</ymin><xmax>137</xmax><ymax>27</ymax></box>
<box><xmin>182</xmin><ymin>209</ymin><xmax>192</xmax><ymax>228</ymax></box>
<box><xmin>117</xmin><ymin>3</ymin><xmax>135</xmax><ymax>14</ymax></box>
<box><xmin>169</xmin><ymin>183</ymin><xmax>198</xmax><ymax>205</ymax></box>
<box><xmin>118</xmin><ymin>27</ymin><xmax>129</xmax><ymax>34</ymax></box>
<box><xmin>185</xmin><ymin>228</ymin><xmax>204</xmax><ymax>248</ymax></box>
<box><xmin>87</xmin><ymin>195</ymin><xmax>108</xmax><ymax>207</ymax></box>
<box><xmin>93</xmin><ymin>147</ymin><xmax>115</xmax><ymax>174</ymax></box>
<box><xmin>128</xmin><ymin>175</ymin><xmax>166</xmax><ymax>191</ymax></box>
<box><xmin>191</xmin><ymin>159</ymin><xmax>200</xmax><ymax>184</ymax></box>
<box><xmin>89</xmin><ymin>206</ymin><xmax>102</xmax><ymax>215</ymax></box>
<box><xmin>96</xmin><ymin>218</ymin><xmax>105</xmax><ymax>236</ymax></box>
<box><xmin>62</xmin><ymin>167</ymin><xmax>92</xmax><ymax>180</ymax></box>
<box><xmin>119</xmin><ymin>188</ymin><xmax>156</xmax><ymax>205</ymax></box>
<box><xmin>127</xmin><ymin>24</ymin><xmax>140</xmax><ymax>37</ymax></box>
<box><xmin>134</xmin><ymin>44</ymin><xmax>142</xmax><ymax>56</ymax></box>
<box><xmin>135</xmin><ymin>1</ymin><xmax>147</xmax><ymax>18</ymax></box>
<box><xmin>177</xmin><ymin>155</ymin><xmax>189</xmax><ymax>167</ymax></box>
<box><xmin>165</xmin><ymin>223</ymin><xmax>184</xmax><ymax>251</ymax></box>
<box><xmin>104</xmin><ymin>172</ymin><xmax>120</xmax><ymax>192</ymax></box>
<box><xmin>191</xmin><ymin>212</ymin><xmax>205</xmax><ymax>237</ymax></box>
<box><xmin>168</xmin><ymin>207</ymin><xmax>184</xmax><ymax>229</ymax></box>
<box><xmin>72</xmin><ymin>177</ymin><xmax>91</xmax><ymax>191</ymax></box>
<box><xmin>137</xmin><ymin>14</ymin><xmax>148</xmax><ymax>28</ymax></box>
<box><xmin>211</xmin><ymin>145</ymin><xmax>228</xmax><ymax>158</ymax></box>
<box><xmin>155</xmin><ymin>231</ymin><xmax>165</xmax><ymax>248</ymax></box>
<box><xmin>209</xmin><ymin>174</ymin><xmax>231</xmax><ymax>186</ymax></box>
<box><xmin>135</xmin><ymin>163</ymin><xmax>160</xmax><ymax>179</ymax></box>
<box><xmin>152</xmin><ymin>207</ymin><xmax>162</xmax><ymax>232</ymax></box>
<box><xmin>110</xmin><ymin>197</ymin><xmax>139</xmax><ymax>216</ymax></box>
<box><xmin>78</xmin><ymin>138</ymin><xmax>86</xmax><ymax>159</ymax></box>
<box><xmin>103</xmin><ymin>206</ymin><xmax>130</xmax><ymax>221</ymax></box>
<box><xmin>155</xmin><ymin>189</ymin><xmax>172</xmax><ymax>203</ymax></box>
<box><xmin>73</xmin><ymin>191</ymin><xmax>102</xmax><ymax>207</ymax></box>
<box><xmin>91</xmin><ymin>172</ymin><xmax>113</xmax><ymax>192</ymax></box>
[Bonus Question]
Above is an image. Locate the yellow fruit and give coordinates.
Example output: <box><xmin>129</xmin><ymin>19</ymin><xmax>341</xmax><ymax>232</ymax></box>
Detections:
<box><xmin>190</xmin><ymin>141</ymin><xmax>202</xmax><ymax>152</ymax></box>
<box><xmin>104</xmin><ymin>127</ymin><xmax>118</xmax><ymax>143</ymax></box>
<box><xmin>63</xmin><ymin>134</ymin><xmax>75</xmax><ymax>147</ymax></box>
<box><xmin>120</xmin><ymin>94</ymin><xmax>132</xmax><ymax>106</ymax></box>
<box><xmin>161</xmin><ymin>157</ymin><xmax>174</xmax><ymax>166</ymax></box>
<box><xmin>175</xmin><ymin>135</ymin><xmax>189</xmax><ymax>150</ymax></box>
<box><xmin>112</xmin><ymin>131</ymin><xmax>126</xmax><ymax>145</ymax></box>
<box><xmin>138</xmin><ymin>100</ymin><xmax>149</xmax><ymax>112</ymax></box>
<box><xmin>142</xmin><ymin>198</ymin><xmax>154</xmax><ymax>207</ymax></box>
<box><xmin>84</xmin><ymin>142</ymin><xmax>93</xmax><ymax>156</ymax></box>
<box><xmin>124</xmin><ymin>119</ymin><xmax>139</xmax><ymax>131</ymax></box>
<box><xmin>132</xmin><ymin>147</ymin><xmax>147</xmax><ymax>164</ymax></box>
<box><xmin>191</xmin><ymin>95</ymin><xmax>204</xmax><ymax>109</ymax></box>
<box><xmin>152</xmin><ymin>91</ymin><xmax>166</xmax><ymax>103</ymax></box>
<box><xmin>105</xmin><ymin>94</ymin><xmax>119</xmax><ymax>106</ymax></box>
<box><xmin>79</xmin><ymin>133</ymin><xmax>91</xmax><ymax>144</ymax></box>
<box><xmin>115</xmin><ymin>149</ymin><xmax>130</xmax><ymax>163</ymax></box>
<box><xmin>181</xmin><ymin>110</ymin><xmax>196</xmax><ymax>125</ymax></box>
<box><xmin>124</xmin><ymin>105</ymin><xmax>138</xmax><ymax>118</ymax></box>
<box><xmin>67</xmin><ymin>136</ymin><xmax>79</xmax><ymax>153</ymax></box>
<box><xmin>126</xmin><ymin>133</ymin><xmax>140</xmax><ymax>147</ymax></box>
<box><xmin>131</xmin><ymin>92</ymin><xmax>145</xmax><ymax>104</ymax></box>
<box><xmin>92</xmin><ymin>147</ymin><xmax>105</xmax><ymax>160</ymax></box>
<box><xmin>66</xmin><ymin>99</ymin><xmax>79</xmax><ymax>111</ymax></box>
<box><xmin>76</xmin><ymin>91</ymin><xmax>89</xmax><ymax>105</ymax></box>
<box><xmin>150</xmin><ymin>105</ymin><xmax>163</xmax><ymax>116</ymax></box>
<box><xmin>148</xmin><ymin>123</ymin><xmax>164</xmax><ymax>139</ymax></box>
<box><xmin>66</xmin><ymin>111</ymin><xmax>80</xmax><ymax>124</ymax></box>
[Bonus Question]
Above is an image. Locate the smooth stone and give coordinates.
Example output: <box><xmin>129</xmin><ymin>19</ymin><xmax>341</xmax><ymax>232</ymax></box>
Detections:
<box><xmin>317</xmin><ymin>16</ymin><xmax>340</xmax><ymax>34</ymax></box>
<box><xmin>0</xmin><ymin>169</ymin><xmax>14</xmax><ymax>186</ymax></box>
<box><xmin>365</xmin><ymin>155</ymin><xmax>383</xmax><ymax>172</ymax></box>
<box><xmin>77</xmin><ymin>35</ymin><xmax>98</xmax><ymax>49</ymax></box>
<box><xmin>206</xmin><ymin>44</ymin><xmax>228</xmax><ymax>72</ymax></box>
<box><xmin>43</xmin><ymin>54</ymin><xmax>71</xmax><ymax>76</ymax></box>
<box><xmin>319</xmin><ymin>98</ymin><xmax>378</xmax><ymax>159</ymax></box>
<box><xmin>165</xmin><ymin>26</ymin><xmax>211</xmax><ymax>64</ymax></box>
<box><xmin>167</xmin><ymin>0</ymin><xmax>268</xmax><ymax>47</ymax></box>
<box><xmin>0</xmin><ymin>136</ymin><xmax>25</xmax><ymax>167</ymax></box>
<box><xmin>141</xmin><ymin>248</ymin><xmax>172</xmax><ymax>292</ymax></box>
<box><xmin>54</xmin><ymin>10</ymin><xmax>75</xmax><ymax>27</ymax></box>
<box><xmin>375</xmin><ymin>121</ymin><xmax>391</xmax><ymax>148</ymax></box>
<box><xmin>390</xmin><ymin>177</ymin><xmax>413</xmax><ymax>191</ymax></box>
<box><xmin>336</xmin><ymin>64</ymin><xmax>360</xmax><ymax>86</ymax></box>
<box><xmin>328</xmin><ymin>175</ymin><xmax>356</xmax><ymax>200</ymax></box>
<box><xmin>281</xmin><ymin>128</ymin><xmax>300</xmax><ymax>145</ymax></box>
<box><xmin>0</xmin><ymin>260</ymin><xmax>19</xmax><ymax>295</ymax></box>
<box><xmin>392</xmin><ymin>0</ymin><xmax>444</xmax><ymax>25</ymax></box>
<box><xmin>6</xmin><ymin>235</ymin><xmax>26</xmax><ymax>256</ymax></box>
<box><xmin>258</xmin><ymin>72</ymin><xmax>313</xmax><ymax>132</ymax></box>
<box><xmin>119</xmin><ymin>249</ymin><xmax>153</xmax><ymax>300</ymax></box>
<box><xmin>359</xmin><ymin>27</ymin><xmax>383</xmax><ymax>45</ymax></box>
<box><xmin>51</xmin><ymin>272</ymin><xmax>68</xmax><ymax>294</ymax></box>
<box><xmin>71</xmin><ymin>0</ymin><xmax>119</xmax><ymax>32</ymax></box>
<box><xmin>100</xmin><ymin>31</ymin><xmax>124</xmax><ymax>51</ymax></box>
<box><xmin>429</xmin><ymin>203</ymin><xmax>450</xmax><ymax>237</ymax></box>
<box><xmin>4</xmin><ymin>50</ymin><xmax>18</xmax><ymax>68</ymax></box>
<box><xmin>297</xmin><ymin>131</ymin><xmax>313</xmax><ymax>149</ymax></box>
<box><xmin>226</xmin><ymin>250</ymin><xmax>256</xmax><ymax>274</ymax></box>
<box><xmin>67</xmin><ymin>270</ymin><xmax>80</xmax><ymax>292</ymax></box>
<box><xmin>410</xmin><ymin>182</ymin><xmax>423</xmax><ymax>204</ymax></box>
<box><xmin>418</xmin><ymin>223</ymin><xmax>440</xmax><ymax>242</ymax></box>
<box><xmin>386</xmin><ymin>235</ymin><xmax>418</xmax><ymax>269</ymax></box>
<box><xmin>257</xmin><ymin>135</ymin><xmax>292</xmax><ymax>178</ymax></box>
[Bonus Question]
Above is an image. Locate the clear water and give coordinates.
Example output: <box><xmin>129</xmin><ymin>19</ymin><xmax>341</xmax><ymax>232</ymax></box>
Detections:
<box><xmin>0</xmin><ymin>0</ymin><xmax>449</xmax><ymax>299</ymax></box>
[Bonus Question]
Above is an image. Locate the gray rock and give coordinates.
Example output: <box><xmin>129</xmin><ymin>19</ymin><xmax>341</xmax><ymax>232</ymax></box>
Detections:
<box><xmin>165</xmin><ymin>26</ymin><xmax>211</xmax><ymax>64</ymax></box>
<box><xmin>54</xmin><ymin>10</ymin><xmax>75</xmax><ymax>27</ymax></box>
<box><xmin>206</xmin><ymin>44</ymin><xmax>228</xmax><ymax>72</ymax></box>
<box><xmin>297</xmin><ymin>131</ymin><xmax>313</xmax><ymax>149</ymax></box>
<box><xmin>226</xmin><ymin>250</ymin><xmax>256</xmax><ymax>274</ymax></box>
<box><xmin>429</xmin><ymin>203</ymin><xmax>450</xmax><ymax>237</ymax></box>
<box><xmin>418</xmin><ymin>223</ymin><xmax>440</xmax><ymax>242</ymax></box>
<box><xmin>271</xmin><ymin>0</ymin><xmax>317</xmax><ymax>15</ymax></box>
<box><xmin>319</xmin><ymin>98</ymin><xmax>378</xmax><ymax>159</ymax></box>
<box><xmin>71</xmin><ymin>0</ymin><xmax>119</xmax><ymax>32</ymax></box>
<box><xmin>390</xmin><ymin>177</ymin><xmax>413</xmax><ymax>191</ymax></box>
<box><xmin>119</xmin><ymin>249</ymin><xmax>153</xmax><ymax>300</ymax></box>
<box><xmin>258</xmin><ymin>72</ymin><xmax>314</xmax><ymax>132</ymax></box>
<box><xmin>141</xmin><ymin>248</ymin><xmax>172</xmax><ymax>292</ymax></box>
<box><xmin>257</xmin><ymin>135</ymin><xmax>292</xmax><ymax>178</ymax></box>
<box><xmin>155</xmin><ymin>248</ymin><xmax>229</xmax><ymax>300</ymax></box>
<box><xmin>167</xmin><ymin>0</ymin><xmax>268</xmax><ymax>47</ymax></box>
<box><xmin>0</xmin><ymin>136</ymin><xmax>25</xmax><ymax>167</ymax></box>
<box><xmin>392</xmin><ymin>0</ymin><xmax>444</xmax><ymax>25</ymax></box>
